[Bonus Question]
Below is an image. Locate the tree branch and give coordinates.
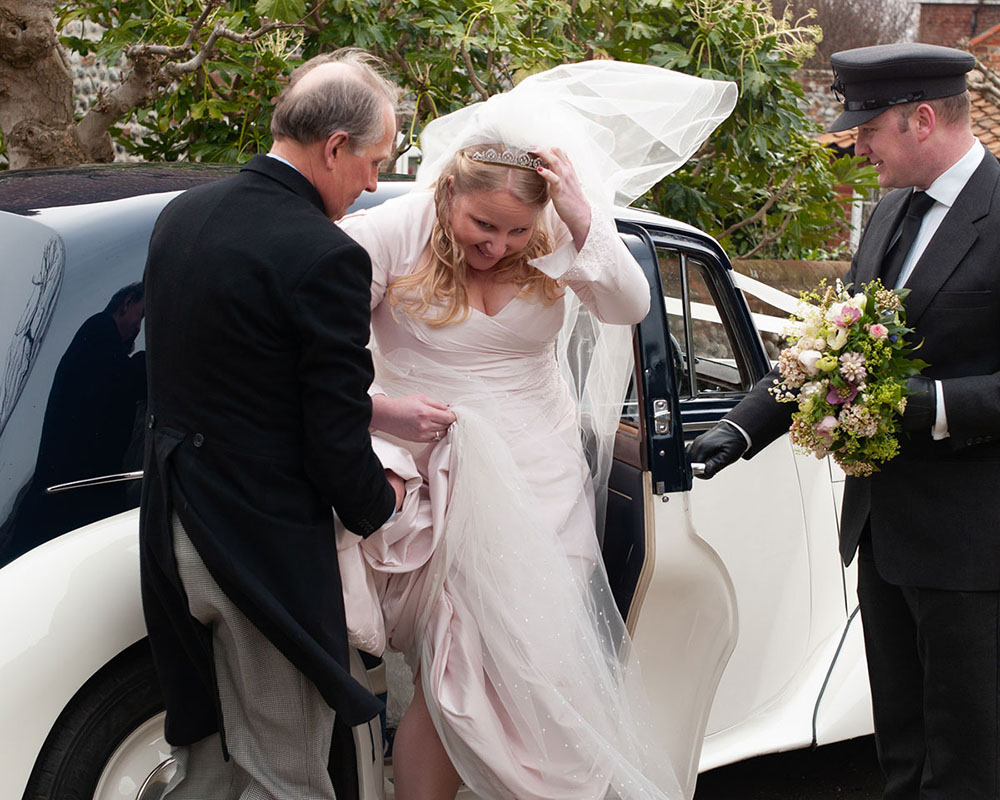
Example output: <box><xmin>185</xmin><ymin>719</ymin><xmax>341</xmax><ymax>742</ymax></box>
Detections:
<box><xmin>970</xmin><ymin>57</ymin><xmax>1000</xmax><ymax>108</ymax></box>
<box><xmin>76</xmin><ymin>14</ymin><xmax>301</xmax><ymax>160</ymax></box>
<box><xmin>461</xmin><ymin>43</ymin><xmax>490</xmax><ymax>101</ymax></box>
<box><xmin>742</xmin><ymin>210</ymin><xmax>793</xmax><ymax>258</ymax></box>
<box><xmin>75</xmin><ymin>49</ymin><xmax>165</xmax><ymax>160</ymax></box>
<box><xmin>184</xmin><ymin>0</ymin><xmax>224</xmax><ymax>50</ymax></box>
<box><xmin>719</xmin><ymin>166</ymin><xmax>800</xmax><ymax>240</ymax></box>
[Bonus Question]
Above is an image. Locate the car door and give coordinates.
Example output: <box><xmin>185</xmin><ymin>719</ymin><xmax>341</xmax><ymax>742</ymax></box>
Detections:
<box><xmin>602</xmin><ymin>221</ymin><xmax>738</xmax><ymax>799</ymax></box>
<box><xmin>639</xmin><ymin>224</ymin><xmax>867</xmax><ymax>769</ymax></box>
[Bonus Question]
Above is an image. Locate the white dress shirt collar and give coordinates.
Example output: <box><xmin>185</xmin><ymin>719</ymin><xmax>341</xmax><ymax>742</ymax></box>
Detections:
<box><xmin>924</xmin><ymin>139</ymin><xmax>985</xmax><ymax>209</ymax></box>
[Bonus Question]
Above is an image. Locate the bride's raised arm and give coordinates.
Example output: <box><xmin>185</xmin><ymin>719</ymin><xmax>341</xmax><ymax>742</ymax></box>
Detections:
<box><xmin>530</xmin><ymin>200</ymin><xmax>650</xmax><ymax>326</ymax></box>
<box><xmin>530</xmin><ymin>145</ymin><xmax>650</xmax><ymax>326</ymax></box>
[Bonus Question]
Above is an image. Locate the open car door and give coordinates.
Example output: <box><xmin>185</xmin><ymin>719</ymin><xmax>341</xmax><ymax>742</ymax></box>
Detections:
<box><xmin>603</xmin><ymin>220</ymin><xmax>739</xmax><ymax>798</ymax></box>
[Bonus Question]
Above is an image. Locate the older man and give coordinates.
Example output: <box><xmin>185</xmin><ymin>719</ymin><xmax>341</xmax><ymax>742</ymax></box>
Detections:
<box><xmin>690</xmin><ymin>43</ymin><xmax>1000</xmax><ymax>798</ymax></box>
<box><xmin>141</xmin><ymin>49</ymin><xmax>403</xmax><ymax>799</ymax></box>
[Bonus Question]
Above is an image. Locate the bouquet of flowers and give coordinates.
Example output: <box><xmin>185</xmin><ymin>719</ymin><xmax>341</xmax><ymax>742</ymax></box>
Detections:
<box><xmin>769</xmin><ymin>278</ymin><xmax>928</xmax><ymax>477</ymax></box>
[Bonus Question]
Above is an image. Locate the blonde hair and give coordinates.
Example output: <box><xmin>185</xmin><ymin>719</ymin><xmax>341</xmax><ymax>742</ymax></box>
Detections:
<box><xmin>387</xmin><ymin>147</ymin><xmax>562</xmax><ymax>326</ymax></box>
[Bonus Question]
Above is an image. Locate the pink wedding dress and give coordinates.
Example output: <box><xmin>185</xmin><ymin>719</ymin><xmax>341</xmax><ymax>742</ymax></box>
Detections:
<box><xmin>336</xmin><ymin>191</ymin><xmax>682</xmax><ymax>800</ymax></box>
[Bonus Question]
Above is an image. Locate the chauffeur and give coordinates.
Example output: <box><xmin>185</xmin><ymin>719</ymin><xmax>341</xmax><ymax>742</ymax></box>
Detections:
<box><xmin>689</xmin><ymin>43</ymin><xmax>1000</xmax><ymax>798</ymax></box>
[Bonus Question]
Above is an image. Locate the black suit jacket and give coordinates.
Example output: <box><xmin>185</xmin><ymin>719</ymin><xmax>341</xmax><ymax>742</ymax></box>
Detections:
<box><xmin>728</xmin><ymin>152</ymin><xmax>1000</xmax><ymax>591</ymax></box>
<box><xmin>140</xmin><ymin>155</ymin><xmax>395</xmax><ymax>746</ymax></box>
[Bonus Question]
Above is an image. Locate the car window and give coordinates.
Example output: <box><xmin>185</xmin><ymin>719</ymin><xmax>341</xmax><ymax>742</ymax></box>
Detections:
<box><xmin>0</xmin><ymin>207</ymin><xmax>151</xmax><ymax>567</ymax></box>
<box><xmin>658</xmin><ymin>247</ymin><xmax>751</xmax><ymax>399</ymax></box>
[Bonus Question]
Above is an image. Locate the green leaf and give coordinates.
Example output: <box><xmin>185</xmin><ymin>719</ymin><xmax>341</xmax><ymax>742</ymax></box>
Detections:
<box><xmin>254</xmin><ymin>0</ymin><xmax>306</xmax><ymax>23</ymax></box>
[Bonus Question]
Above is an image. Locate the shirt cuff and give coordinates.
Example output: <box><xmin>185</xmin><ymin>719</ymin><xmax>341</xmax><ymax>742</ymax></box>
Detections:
<box><xmin>722</xmin><ymin>419</ymin><xmax>752</xmax><ymax>452</ymax></box>
<box><xmin>931</xmin><ymin>379</ymin><xmax>949</xmax><ymax>440</ymax></box>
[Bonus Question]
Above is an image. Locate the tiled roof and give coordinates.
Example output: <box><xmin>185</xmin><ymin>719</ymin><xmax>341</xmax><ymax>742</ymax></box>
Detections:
<box><xmin>970</xmin><ymin>23</ymin><xmax>1000</xmax><ymax>48</ymax></box>
<box><xmin>816</xmin><ymin>88</ymin><xmax>1000</xmax><ymax>158</ymax></box>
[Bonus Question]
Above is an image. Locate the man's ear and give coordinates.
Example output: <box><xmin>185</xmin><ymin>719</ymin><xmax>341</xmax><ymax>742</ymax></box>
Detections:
<box><xmin>913</xmin><ymin>103</ymin><xmax>936</xmax><ymax>143</ymax></box>
<box><xmin>324</xmin><ymin>130</ymin><xmax>350</xmax><ymax>168</ymax></box>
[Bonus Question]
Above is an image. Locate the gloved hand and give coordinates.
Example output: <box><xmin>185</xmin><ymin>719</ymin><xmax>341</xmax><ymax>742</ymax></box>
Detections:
<box><xmin>686</xmin><ymin>421</ymin><xmax>748</xmax><ymax>479</ymax></box>
<box><xmin>902</xmin><ymin>376</ymin><xmax>936</xmax><ymax>433</ymax></box>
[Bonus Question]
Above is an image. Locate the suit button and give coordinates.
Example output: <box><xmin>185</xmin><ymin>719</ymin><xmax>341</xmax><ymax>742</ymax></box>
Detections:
<box><xmin>147</xmin><ymin>414</ymin><xmax>156</xmax><ymax>429</ymax></box>
<box><xmin>192</xmin><ymin>433</ymin><xmax>205</xmax><ymax>447</ymax></box>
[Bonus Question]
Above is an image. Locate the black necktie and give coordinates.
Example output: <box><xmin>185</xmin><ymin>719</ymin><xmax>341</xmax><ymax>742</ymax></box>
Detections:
<box><xmin>881</xmin><ymin>190</ymin><xmax>936</xmax><ymax>289</ymax></box>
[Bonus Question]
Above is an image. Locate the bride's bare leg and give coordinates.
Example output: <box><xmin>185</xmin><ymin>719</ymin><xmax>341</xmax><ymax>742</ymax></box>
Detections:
<box><xmin>392</xmin><ymin>675</ymin><xmax>461</xmax><ymax>800</ymax></box>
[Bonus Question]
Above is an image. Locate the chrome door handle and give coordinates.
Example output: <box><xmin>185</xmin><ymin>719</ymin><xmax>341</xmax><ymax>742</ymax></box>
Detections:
<box><xmin>46</xmin><ymin>471</ymin><xmax>144</xmax><ymax>494</ymax></box>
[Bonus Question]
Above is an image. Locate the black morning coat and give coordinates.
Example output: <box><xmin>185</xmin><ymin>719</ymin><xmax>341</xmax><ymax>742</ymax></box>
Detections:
<box><xmin>727</xmin><ymin>152</ymin><xmax>1000</xmax><ymax>591</ymax></box>
<box><xmin>140</xmin><ymin>155</ymin><xmax>396</xmax><ymax>749</ymax></box>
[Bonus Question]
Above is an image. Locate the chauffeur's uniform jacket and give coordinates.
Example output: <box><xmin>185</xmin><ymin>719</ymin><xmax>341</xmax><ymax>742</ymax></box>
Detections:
<box><xmin>140</xmin><ymin>155</ymin><xmax>395</xmax><ymax>747</ymax></box>
<box><xmin>727</xmin><ymin>152</ymin><xmax>1000</xmax><ymax>591</ymax></box>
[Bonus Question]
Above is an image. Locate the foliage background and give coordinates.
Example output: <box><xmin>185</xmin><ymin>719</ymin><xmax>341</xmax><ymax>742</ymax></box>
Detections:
<box><xmin>5</xmin><ymin>0</ymin><xmax>878</xmax><ymax>257</ymax></box>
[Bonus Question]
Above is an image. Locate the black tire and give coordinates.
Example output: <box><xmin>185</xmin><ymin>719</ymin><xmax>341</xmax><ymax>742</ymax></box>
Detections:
<box><xmin>23</xmin><ymin>638</ymin><xmax>370</xmax><ymax>800</ymax></box>
<box><xmin>22</xmin><ymin>639</ymin><xmax>165</xmax><ymax>800</ymax></box>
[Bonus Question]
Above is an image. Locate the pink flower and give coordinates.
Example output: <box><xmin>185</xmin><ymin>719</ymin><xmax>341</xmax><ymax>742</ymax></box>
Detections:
<box><xmin>869</xmin><ymin>323</ymin><xmax>888</xmax><ymax>339</ymax></box>
<box><xmin>816</xmin><ymin>415</ymin><xmax>839</xmax><ymax>442</ymax></box>
<box><xmin>826</xmin><ymin>301</ymin><xmax>863</xmax><ymax>329</ymax></box>
<box><xmin>827</xmin><ymin>383</ymin><xmax>859</xmax><ymax>405</ymax></box>
<box><xmin>839</xmin><ymin>351</ymin><xmax>867</xmax><ymax>383</ymax></box>
<box><xmin>834</xmin><ymin>305</ymin><xmax>862</xmax><ymax>327</ymax></box>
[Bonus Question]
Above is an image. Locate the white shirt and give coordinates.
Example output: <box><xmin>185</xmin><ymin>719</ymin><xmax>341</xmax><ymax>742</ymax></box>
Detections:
<box><xmin>896</xmin><ymin>139</ymin><xmax>985</xmax><ymax>288</ymax></box>
<box><xmin>897</xmin><ymin>139</ymin><xmax>985</xmax><ymax>441</ymax></box>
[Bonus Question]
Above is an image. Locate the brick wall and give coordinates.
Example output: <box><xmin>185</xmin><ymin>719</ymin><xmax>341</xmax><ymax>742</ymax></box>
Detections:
<box><xmin>797</xmin><ymin>69</ymin><xmax>839</xmax><ymax>129</ymax></box>
<box><xmin>918</xmin><ymin>2</ymin><xmax>1000</xmax><ymax>46</ymax></box>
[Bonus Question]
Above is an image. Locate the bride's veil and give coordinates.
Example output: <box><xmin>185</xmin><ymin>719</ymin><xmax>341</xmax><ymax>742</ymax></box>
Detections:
<box><xmin>415</xmin><ymin>61</ymin><xmax>737</xmax><ymax>537</ymax></box>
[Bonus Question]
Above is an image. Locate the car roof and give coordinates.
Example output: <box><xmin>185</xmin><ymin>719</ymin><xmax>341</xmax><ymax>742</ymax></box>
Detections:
<box><xmin>0</xmin><ymin>163</ymin><xmax>240</xmax><ymax>216</ymax></box>
<box><xmin>0</xmin><ymin>163</ymin><xmax>417</xmax><ymax>216</ymax></box>
<box><xmin>0</xmin><ymin>162</ymin><xmax>720</xmax><ymax>254</ymax></box>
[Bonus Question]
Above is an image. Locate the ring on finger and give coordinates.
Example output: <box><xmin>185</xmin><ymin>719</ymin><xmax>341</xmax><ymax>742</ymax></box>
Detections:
<box><xmin>433</xmin><ymin>430</ymin><xmax>441</xmax><ymax>441</ymax></box>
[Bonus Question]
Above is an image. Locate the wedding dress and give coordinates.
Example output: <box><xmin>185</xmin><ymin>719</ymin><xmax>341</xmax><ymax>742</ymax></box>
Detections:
<box><xmin>337</xmin><ymin>191</ymin><xmax>681</xmax><ymax>799</ymax></box>
<box><xmin>333</xmin><ymin>60</ymin><xmax>738</xmax><ymax>800</ymax></box>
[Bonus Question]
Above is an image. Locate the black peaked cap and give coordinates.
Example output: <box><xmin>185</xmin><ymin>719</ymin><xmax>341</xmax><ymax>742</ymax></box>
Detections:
<box><xmin>828</xmin><ymin>43</ymin><xmax>975</xmax><ymax>132</ymax></box>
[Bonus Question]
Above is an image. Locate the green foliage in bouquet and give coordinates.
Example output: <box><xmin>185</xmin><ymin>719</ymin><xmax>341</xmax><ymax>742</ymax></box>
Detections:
<box><xmin>770</xmin><ymin>278</ymin><xmax>929</xmax><ymax>477</ymax></box>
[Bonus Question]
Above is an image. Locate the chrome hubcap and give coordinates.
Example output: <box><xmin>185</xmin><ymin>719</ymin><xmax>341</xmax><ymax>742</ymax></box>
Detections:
<box><xmin>92</xmin><ymin>712</ymin><xmax>176</xmax><ymax>800</ymax></box>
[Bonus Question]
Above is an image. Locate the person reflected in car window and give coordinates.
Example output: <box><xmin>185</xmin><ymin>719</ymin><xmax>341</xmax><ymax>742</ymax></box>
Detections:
<box><xmin>0</xmin><ymin>282</ymin><xmax>146</xmax><ymax>566</ymax></box>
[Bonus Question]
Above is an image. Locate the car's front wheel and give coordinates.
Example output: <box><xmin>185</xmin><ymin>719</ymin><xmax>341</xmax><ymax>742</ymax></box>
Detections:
<box><xmin>22</xmin><ymin>640</ymin><xmax>175</xmax><ymax>800</ymax></box>
<box><xmin>22</xmin><ymin>639</ymin><xmax>377</xmax><ymax>800</ymax></box>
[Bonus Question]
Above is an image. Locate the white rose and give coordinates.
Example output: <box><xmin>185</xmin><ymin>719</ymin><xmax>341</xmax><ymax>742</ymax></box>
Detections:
<box><xmin>798</xmin><ymin>349</ymin><xmax>823</xmax><ymax>375</ymax></box>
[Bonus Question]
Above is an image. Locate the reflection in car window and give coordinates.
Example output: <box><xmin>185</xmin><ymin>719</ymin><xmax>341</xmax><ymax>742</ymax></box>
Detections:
<box><xmin>658</xmin><ymin>248</ymin><xmax>750</xmax><ymax>399</ymax></box>
<box><xmin>0</xmin><ymin>283</ymin><xmax>147</xmax><ymax>566</ymax></box>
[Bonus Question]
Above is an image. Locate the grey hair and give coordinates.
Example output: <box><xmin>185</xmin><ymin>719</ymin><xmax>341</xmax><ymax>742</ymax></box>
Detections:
<box><xmin>270</xmin><ymin>48</ymin><xmax>399</xmax><ymax>152</ymax></box>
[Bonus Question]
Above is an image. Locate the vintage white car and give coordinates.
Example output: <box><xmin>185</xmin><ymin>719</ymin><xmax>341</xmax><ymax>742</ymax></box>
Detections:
<box><xmin>0</xmin><ymin>165</ymin><xmax>872</xmax><ymax>800</ymax></box>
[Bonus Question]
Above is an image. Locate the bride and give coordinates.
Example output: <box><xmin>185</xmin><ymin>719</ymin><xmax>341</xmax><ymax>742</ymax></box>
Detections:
<box><xmin>335</xmin><ymin>60</ymin><xmax>736</xmax><ymax>800</ymax></box>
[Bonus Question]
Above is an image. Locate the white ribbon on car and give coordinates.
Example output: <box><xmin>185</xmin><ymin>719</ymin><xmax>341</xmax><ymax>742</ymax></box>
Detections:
<box><xmin>664</xmin><ymin>269</ymin><xmax>803</xmax><ymax>336</ymax></box>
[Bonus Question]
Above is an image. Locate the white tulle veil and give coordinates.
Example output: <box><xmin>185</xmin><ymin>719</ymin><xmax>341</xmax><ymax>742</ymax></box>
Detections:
<box><xmin>415</xmin><ymin>60</ymin><xmax>737</xmax><ymax>535</ymax></box>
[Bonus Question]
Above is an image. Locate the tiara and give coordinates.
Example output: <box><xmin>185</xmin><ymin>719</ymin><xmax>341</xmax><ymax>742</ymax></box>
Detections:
<box><xmin>467</xmin><ymin>147</ymin><xmax>547</xmax><ymax>172</ymax></box>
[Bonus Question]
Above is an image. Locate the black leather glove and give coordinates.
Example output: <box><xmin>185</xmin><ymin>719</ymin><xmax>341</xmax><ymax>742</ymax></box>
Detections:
<box><xmin>902</xmin><ymin>375</ymin><xmax>936</xmax><ymax>433</ymax></box>
<box><xmin>686</xmin><ymin>421</ymin><xmax>748</xmax><ymax>479</ymax></box>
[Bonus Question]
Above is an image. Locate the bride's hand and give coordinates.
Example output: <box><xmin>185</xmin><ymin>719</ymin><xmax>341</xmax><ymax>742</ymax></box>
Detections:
<box><xmin>535</xmin><ymin>146</ymin><xmax>591</xmax><ymax>251</ymax></box>
<box><xmin>370</xmin><ymin>393</ymin><xmax>456</xmax><ymax>443</ymax></box>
